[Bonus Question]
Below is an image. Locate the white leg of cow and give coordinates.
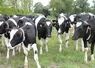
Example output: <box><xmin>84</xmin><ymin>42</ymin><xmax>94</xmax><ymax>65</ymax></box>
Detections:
<box><xmin>32</xmin><ymin>43</ymin><xmax>41</xmax><ymax>68</ymax></box>
<box><xmin>18</xmin><ymin>45</ymin><xmax>21</xmax><ymax>53</ymax></box>
<box><xmin>5</xmin><ymin>38</ymin><xmax>10</xmax><ymax>59</ymax></box>
<box><xmin>45</xmin><ymin>38</ymin><xmax>48</xmax><ymax>52</ymax></box>
<box><xmin>84</xmin><ymin>47</ymin><xmax>88</xmax><ymax>63</ymax></box>
<box><xmin>65</xmin><ymin>33</ymin><xmax>69</xmax><ymax>48</ymax></box>
<box><xmin>58</xmin><ymin>35</ymin><xmax>62</xmax><ymax>52</ymax></box>
<box><xmin>6</xmin><ymin>48</ymin><xmax>10</xmax><ymax>59</ymax></box>
<box><xmin>1</xmin><ymin>34</ymin><xmax>5</xmax><ymax>46</ymax></box>
<box><xmin>12</xmin><ymin>49</ymin><xmax>15</xmax><ymax>56</ymax></box>
<box><xmin>81</xmin><ymin>38</ymin><xmax>84</xmax><ymax>52</ymax></box>
<box><xmin>91</xmin><ymin>54</ymin><xmax>94</xmax><ymax>61</ymax></box>
<box><xmin>39</xmin><ymin>39</ymin><xmax>43</xmax><ymax>54</ymax></box>
<box><xmin>76</xmin><ymin>40</ymin><xmax>78</xmax><ymax>51</ymax></box>
<box><xmin>22</xmin><ymin>45</ymin><xmax>28</xmax><ymax>68</ymax></box>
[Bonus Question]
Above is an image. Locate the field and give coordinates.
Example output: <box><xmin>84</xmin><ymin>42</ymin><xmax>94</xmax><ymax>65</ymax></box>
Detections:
<box><xmin>0</xmin><ymin>27</ymin><xmax>95</xmax><ymax>68</ymax></box>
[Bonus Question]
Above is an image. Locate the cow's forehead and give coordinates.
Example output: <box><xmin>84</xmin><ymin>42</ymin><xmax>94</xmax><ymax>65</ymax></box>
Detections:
<box><xmin>10</xmin><ymin>29</ymin><xmax>19</xmax><ymax>41</ymax></box>
<box><xmin>69</xmin><ymin>15</ymin><xmax>74</xmax><ymax>22</ymax></box>
<box><xmin>46</xmin><ymin>21</ymin><xmax>51</xmax><ymax>26</ymax></box>
<box><xmin>76</xmin><ymin>22</ymin><xmax>82</xmax><ymax>27</ymax></box>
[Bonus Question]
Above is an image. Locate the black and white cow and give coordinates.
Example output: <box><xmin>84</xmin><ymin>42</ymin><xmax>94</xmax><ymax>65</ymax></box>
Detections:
<box><xmin>69</xmin><ymin>13</ymin><xmax>95</xmax><ymax>52</ymax></box>
<box><xmin>7</xmin><ymin>18</ymin><xmax>41</xmax><ymax>68</ymax></box>
<box><xmin>34</xmin><ymin>14</ymin><xmax>52</xmax><ymax>54</ymax></box>
<box><xmin>0</xmin><ymin>15</ymin><xmax>21</xmax><ymax>58</ymax></box>
<box><xmin>72</xmin><ymin>18</ymin><xmax>95</xmax><ymax>62</ymax></box>
<box><xmin>0</xmin><ymin>14</ymin><xmax>9</xmax><ymax>46</ymax></box>
<box><xmin>52</xmin><ymin>13</ymin><xmax>71</xmax><ymax>52</ymax></box>
<box><xmin>69</xmin><ymin>14</ymin><xmax>84</xmax><ymax>51</ymax></box>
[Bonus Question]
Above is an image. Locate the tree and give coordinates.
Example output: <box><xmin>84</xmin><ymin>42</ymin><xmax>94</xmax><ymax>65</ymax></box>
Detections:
<box><xmin>50</xmin><ymin>0</ymin><xmax>74</xmax><ymax>16</ymax></box>
<box><xmin>74</xmin><ymin>0</ymin><xmax>90</xmax><ymax>13</ymax></box>
<box><xmin>34</xmin><ymin>2</ymin><xmax>44</xmax><ymax>13</ymax></box>
<box><xmin>41</xmin><ymin>7</ymin><xmax>50</xmax><ymax>17</ymax></box>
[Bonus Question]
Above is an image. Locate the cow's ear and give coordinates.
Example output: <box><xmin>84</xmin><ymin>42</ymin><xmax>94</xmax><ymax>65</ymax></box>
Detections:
<box><xmin>6</xmin><ymin>28</ymin><xmax>11</xmax><ymax>32</ymax></box>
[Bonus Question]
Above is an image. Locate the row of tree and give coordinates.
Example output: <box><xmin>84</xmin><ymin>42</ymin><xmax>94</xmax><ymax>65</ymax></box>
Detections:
<box><xmin>0</xmin><ymin>0</ymin><xmax>95</xmax><ymax>16</ymax></box>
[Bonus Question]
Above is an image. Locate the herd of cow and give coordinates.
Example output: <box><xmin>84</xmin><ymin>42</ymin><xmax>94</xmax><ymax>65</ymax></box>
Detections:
<box><xmin>0</xmin><ymin>12</ymin><xmax>95</xmax><ymax>68</ymax></box>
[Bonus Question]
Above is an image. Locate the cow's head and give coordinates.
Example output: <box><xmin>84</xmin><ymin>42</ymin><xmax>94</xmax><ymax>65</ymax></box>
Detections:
<box><xmin>46</xmin><ymin>20</ymin><xmax>52</xmax><ymax>37</ymax></box>
<box><xmin>72</xmin><ymin>20</ymin><xmax>91</xmax><ymax>40</ymax></box>
<box><xmin>18</xmin><ymin>17</ymin><xmax>30</xmax><ymax>27</ymax></box>
<box><xmin>8</xmin><ymin>28</ymin><xmax>25</xmax><ymax>48</ymax></box>
<box><xmin>0</xmin><ymin>15</ymin><xmax>9</xmax><ymax>34</ymax></box>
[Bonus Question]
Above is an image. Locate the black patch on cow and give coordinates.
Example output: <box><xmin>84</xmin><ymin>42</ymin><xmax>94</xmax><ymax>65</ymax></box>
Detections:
<box><xmin>35</xmin><ymin>50</ymin><xmax>38</xmax><ymax>54</ymax></box>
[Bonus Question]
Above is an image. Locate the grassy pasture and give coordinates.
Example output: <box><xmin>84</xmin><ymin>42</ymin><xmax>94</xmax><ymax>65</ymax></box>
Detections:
<box><xmin>0</xmin><ymin>27</ymin><xmax>95</xmax><ymax>68</ymax></box>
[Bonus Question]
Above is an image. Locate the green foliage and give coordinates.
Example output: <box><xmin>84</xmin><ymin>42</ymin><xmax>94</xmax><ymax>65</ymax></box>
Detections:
<box><xmin>34</xmin><ymin>2</ymin><xmax>44</xmax><ymax>13</ymax></box>
<box><xmin>50</xmin><ymin>0</ymin><xmax>74</xmax><ymax>16</ymax></box>
<box><xmin>0</xmin><ymin>6</ymin><xmax>33</xmax><ymax>15</ymax></box>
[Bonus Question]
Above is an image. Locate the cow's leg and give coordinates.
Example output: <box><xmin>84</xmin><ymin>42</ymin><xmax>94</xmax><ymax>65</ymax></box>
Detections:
<box><xmin>12</xmin><ymin>49</ymin><xmax>15</xmax><ymax>56</ymax></box>
<box><xmin>39</xmin><ymin>39</ymin><xmax>43</xmax><ymax>54</ymax></box>
<box><xmin>58</xmin><ymin>34</ymin><xmax>62</xmax><ymax>52</ymax></box>
<box><xmin>83</xmin><ymin>39</ymin><xmax>88</xmax><ymax>63</ymax></box>
<box><xmin>32</xmin><ymin>43</ymin><xmax>41</xmax><ymax>68</ymax></box>
<box><xmin>45</xmin><ymin>38</ymin><xmax>48</xmax><ymax>52</ymax></box>
<box><xmin>81</xmin><ymin>38</ymin><xmax>84</xmax><ymax>52</ymax></box>
<box><xmin>76</xmin><ymin>40</ymin><xmax>78</xmax><ymax>51</ymax></box>
<box><xmin>1</xmin><ymin>34</ymin><xmax>5</xmax><ymax>46</ymax></box>
<box><xmin>22</xmin><ymin>44</ymin><xmax>28</xmax><ymax>68</ymax></box>
<box><xmin>6</xmin><ymin>48</ymin><xmax>10</xmax><ymax>59</ymax></box>
<box><xmin>65</xmin><ymin>33</ymin><xmax>69</xmax><ymax>48</ymax></box>
<box><xmin>91</xmin><ymin>42</ymin><xmax>94</xmax><ymax>61</ymax></box>
<box><xmin>5</xmin><ymin>38</ymin><xmax>10</xmax><ymax>59</ymax></box>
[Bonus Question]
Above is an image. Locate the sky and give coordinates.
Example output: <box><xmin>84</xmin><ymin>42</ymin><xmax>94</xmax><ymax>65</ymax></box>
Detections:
<box><xmin>33</xmin><ymin>0</ymin><xmax>93</xmax><ymax>6</ymax></box>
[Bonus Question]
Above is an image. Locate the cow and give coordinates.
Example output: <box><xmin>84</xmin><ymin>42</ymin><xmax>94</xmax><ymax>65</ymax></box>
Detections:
<box><xmin>69</xmin><ymin>14</ymin><xmax>84</xmax><ymax>51</ymax></box>
<box><xmin>72</xmin><ymin>18</ymin><xmax>95</xmax><ymax>63</ymax></box>
<box><xmin>69</xmin><ymin>13</ymin><xmax>95</xmax><ymax>52</ymax></box>
<box><xmin>0</xmin><ymin>14</ymin><xmax>9</xmax><ymax>46</ymax></box>
<box><xmin>33</xmin><ymin>14</ymin><xmax>52</xmax><ymax>54</ymax></box>
<box><xmin>7</xmin><ymin>19</ymin><xmax>41</xmax><ymax>68</ymax></box>
<box><xmin>0</xmin><ymin>15</ymin><xmax>21</xmax><ymax>59</ymax></box>
<box><xmin>52</xmin><ymin>13</ymin><xmax>71</xmax><ymax>52</ymax></box>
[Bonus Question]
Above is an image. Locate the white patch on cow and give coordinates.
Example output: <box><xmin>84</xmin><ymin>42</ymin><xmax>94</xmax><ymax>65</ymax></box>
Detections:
<box><xmin>13</xmin><ymin>15</ymin><xmax>18</xmax><ymax>18</ymax></box>
<box><xmin>91</xmin><ymin>54</ymin><xmax>94</xmax><ymax>61</ymax></box>
<box><xmin>88</xmin><ymin>13</ymin><xmax>94</xmax><ymax>16</ymax></box>
<box><xmin>46</xmin><ymin>21</ymin><xmax>51</xmax><ymax>26</ymax></box>
<box><xmin>60</xmin><ymin>13</ymin><xmax>65</xmax><ymax>17</ymax></box>
<box><xmin>69</xmin><ymin>15</ymin><xmax>75</xmax><ymax>22</ymax></box>
<box><xmin>76</xmin><ymin>22</ymin><xmax>82</xmax><ymax>27</ymax></box>
<box><xmin>25</xmin><ymin>22</ymin><xmax>32</xmax><ymax>26</ymax></box>
<box><xmin>58</xmin><ymin>28</ymin><xmax>61</xmax><ymax>33</ymax></box>
<box><xmin>9</xmin><ymin>18</ymin><xmax>17</xmax><ymax>26</ymax></box>
<box><xmin>10</xmin><ymin>29</ymin><xmax>18</xmax><ymax>42</ymax></box>
<box><xmin>35</xmin><ymin>15</ymin><xmax>45</xmax><ymax>28</ymax></box>
<box><xmin>84</xmin><ymin>21</ymin><xmax>88</xmax><ymax>24</ymax></box>
<box><xmin>20</xmin><ymin>16</ymin><xmax>26</xmax><ymax>19</ymax></box>
<box><xmin>0</xmin><ymin>21</ymin><xmax>4</xmax><ymax>26</ymax></box>
<box><xmin>58</xmin><ymin>17</ymin><xmax>65</xmax><ymax>25</ymax></box>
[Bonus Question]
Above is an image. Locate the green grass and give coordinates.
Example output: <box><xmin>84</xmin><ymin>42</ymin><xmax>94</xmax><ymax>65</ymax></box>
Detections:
<box><xmin>0</xmin><ymin>28</ymin><xmax>95</xmax><ymax>68</ymax></box>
